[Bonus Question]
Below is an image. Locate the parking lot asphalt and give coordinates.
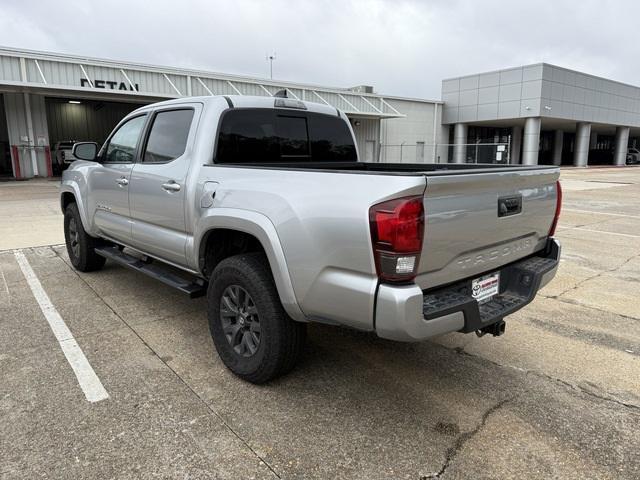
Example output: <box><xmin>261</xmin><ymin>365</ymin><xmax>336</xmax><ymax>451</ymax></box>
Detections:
<box><xmin>1</xmin><ymin>168</ymin><xmax>639</xmax><ymax>479</ymax></box>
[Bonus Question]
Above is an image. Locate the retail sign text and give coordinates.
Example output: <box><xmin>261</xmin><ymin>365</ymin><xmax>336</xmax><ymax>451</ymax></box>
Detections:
<box><xmin>80</xmin><ymin>78</ymin><xmax>139</xmax><ymax>91</ymax></box>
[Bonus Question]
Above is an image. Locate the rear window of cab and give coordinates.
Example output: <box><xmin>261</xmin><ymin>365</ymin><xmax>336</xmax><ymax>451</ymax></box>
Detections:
<box><xmin>216</xmin><ymin>109</ymin><xmax>357</xmax><ymax>163</ymax></box>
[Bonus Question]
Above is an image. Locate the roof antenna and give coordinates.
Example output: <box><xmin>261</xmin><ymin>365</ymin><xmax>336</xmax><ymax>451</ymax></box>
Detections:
<box><xmin>274</xmin><ymin>89</ymin><xmax>288</xmax><ymax>98</ymax></box>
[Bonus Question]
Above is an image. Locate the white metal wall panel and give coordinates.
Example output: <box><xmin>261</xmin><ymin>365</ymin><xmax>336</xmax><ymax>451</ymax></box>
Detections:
<box><xmin>0</xmin><ymin>48</ymin><xmax>431</xmax><ymax>120</ymax></box>
<box><xmin>26</xmin><ymin>60</ymin><xmax>42</xmax><ymax>83</ymax></box>
<box><xmin>234</xmin><ymin>82</ymin><xmax>270</xmax><ymax>96</ymax></box>
<box><xmin>165</xmin><ymin>73</ymin><xmax>188</xmax><ymax>95</ymax></box>
<box><xmin>3</xmin><ymin>93</ymin><xmax>33</xmax><ymax>177</ymax></box>
<box><xmin>124</xmin><ymin>69</ymin><xmax>177</xmax><ymax>95</ymax></box>
<box><xmin>286</xmin><ymin>88</ymin><xmax>303</xmax><ymax>100</ymax></box>
<box><xmin>380</xmin><ymin>98</ymin><xmax>437</xmax><ymax>163</ymax></box>
<box><xmin>314</xmin><ymin>92</ymin><xmax>350</xmax><ymax>111</ymax></box>
<box><xmin>30</xmin><ymin>94</ymin><xmax>50</xmax><ymax>174</ymax></box>
<box><xmin>0</xmin><ymin>55</ymin><xmax>21</xmax><ymax>82</ymax></box>
<box><xmin>351</xmin><ymin>117</ymin><xmax>380</xmax><ymax>161</ymax></box>
<box><xmin>4</xmin><ymin>93</ymin><xmax>26</xmax><ymax>146</ymax></box>
<box><xmin>38</xmin><ymin>59</ymin><xmax>83</xmax><ymax>86</ymax></box>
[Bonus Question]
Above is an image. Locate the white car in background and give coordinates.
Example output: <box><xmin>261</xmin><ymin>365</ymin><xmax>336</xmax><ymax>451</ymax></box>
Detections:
<box><xmin>627</xmin><ymin>147</ymin><xmax>640</xmax><ymax>165</ymax></box>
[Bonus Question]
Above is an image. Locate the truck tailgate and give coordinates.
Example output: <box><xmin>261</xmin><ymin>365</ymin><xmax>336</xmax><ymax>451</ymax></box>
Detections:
<box><xmin>414</xmin><ymin>167</ymin><xmax>560</xmax><ymax>290</ymax></box>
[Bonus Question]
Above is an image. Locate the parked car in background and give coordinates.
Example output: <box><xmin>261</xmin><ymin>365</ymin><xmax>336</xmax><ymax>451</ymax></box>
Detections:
<box><xmin>627</xmin><ymin>147</ymin><xmax>640</xmax><ymax>165</ymax></box>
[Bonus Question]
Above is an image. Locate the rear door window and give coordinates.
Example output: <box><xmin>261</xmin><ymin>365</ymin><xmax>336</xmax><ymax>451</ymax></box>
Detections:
<box><xmin>216</xmin><ymin>109</ymin><xmax>356</xmax><ymax>163</ymax></box>
<box><xmin>216</xmin><ymin>109</ymin><xmax>280</xmax><ymax>163</ymax></box>
<box><xmin>143</xmin><ymin>109</ymin><xmax>194</xmax><ymax>163</ymax></box>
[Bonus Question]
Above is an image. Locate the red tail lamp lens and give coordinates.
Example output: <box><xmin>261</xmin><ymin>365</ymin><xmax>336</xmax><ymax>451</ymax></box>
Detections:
<box><xmin>369</xmin><ymin>196</ymin><xmax>425</xmax><ymax>282</ymax></box>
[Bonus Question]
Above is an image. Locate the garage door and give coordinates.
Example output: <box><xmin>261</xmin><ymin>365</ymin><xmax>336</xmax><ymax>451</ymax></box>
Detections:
<box><xmin>45</xmin><ymin>97</ymin><xmax>144</xmax><ymax>147</ymax></box>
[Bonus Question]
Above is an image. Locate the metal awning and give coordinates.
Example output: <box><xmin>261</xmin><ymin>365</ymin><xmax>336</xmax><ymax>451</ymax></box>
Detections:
<box><xmin>0</xmin><ymin>47</ymin><xmax>406</xmax><ymax>118</ymax></box>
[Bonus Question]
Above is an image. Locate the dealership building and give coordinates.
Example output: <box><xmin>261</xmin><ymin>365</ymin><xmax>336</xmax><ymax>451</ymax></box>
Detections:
<box><xmin>0</xmin><ymin>46</ymin><xmax>639</xmax><ymax>179</ymax></box>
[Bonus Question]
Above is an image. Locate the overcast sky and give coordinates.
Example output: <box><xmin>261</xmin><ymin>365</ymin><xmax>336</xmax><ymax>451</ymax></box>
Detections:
<box><xmin>0</xmin><ymin>0</ymin><xmax>636</xmax><ymax>99</ymax></box>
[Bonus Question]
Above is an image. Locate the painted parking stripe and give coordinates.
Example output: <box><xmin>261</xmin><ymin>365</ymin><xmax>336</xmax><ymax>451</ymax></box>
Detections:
<box><xmin>563</xmin><ymin>208</ymin><xmax>640</xmax><ymax>219</ymax></box>
<box><xmin>13</xmin><ymin>250</ymin><xmax>109</xmax><ymax>403</ymax></box>
<box><xmin>571</xmin><ymin>228</ymin><xmax>640</xmax><ymax>239</ymax></box>
<box><xmin>0</xmin><ymin>264</ymin><xmax>10</xmax><ymax>305</ymax></box>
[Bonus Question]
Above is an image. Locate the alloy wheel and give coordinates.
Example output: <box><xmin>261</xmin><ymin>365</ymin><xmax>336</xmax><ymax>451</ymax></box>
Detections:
<box><xmin>220</xmin><ymin>285</ymin><xmax>261</xmax><ymax>357</ymax></box>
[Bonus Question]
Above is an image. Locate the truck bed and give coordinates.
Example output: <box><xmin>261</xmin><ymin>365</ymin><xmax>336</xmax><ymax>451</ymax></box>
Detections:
<box><xmin>206</xmin><ymin>160</ymin><xmax>560</xmax><ymax>294</ymax></box>
<box><xmin>210</xmin><ymin>161</ymin><xmax>557</xmax><ymax>176</ymax></box>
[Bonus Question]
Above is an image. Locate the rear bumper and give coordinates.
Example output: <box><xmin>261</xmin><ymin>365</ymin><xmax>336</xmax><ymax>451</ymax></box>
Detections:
<box><xmin>375</xmin><ymin>238</ymin><xmax>561</xmax><ymax>342</ymax></box>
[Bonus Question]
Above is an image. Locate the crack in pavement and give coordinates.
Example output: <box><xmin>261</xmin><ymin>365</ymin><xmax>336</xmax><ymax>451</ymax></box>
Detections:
<box><xmin>52</xmin><ymin>247</ymin><xmax>282</xmax><ymax>479</ymax></box>
<box><xmin>451</xmin><ymin>346</ymin><xmax>640</xmax><ymax>412</ymax></box>
<box><xmin>553</xmin><ymin>251</ymin><xmax>640</xmax><ymax>299</ymax></box>
<box><xmin>556</xmin><ymin>215</ymin><xmax>617</xmax><ymax>231</ymax></box>
<box><xmin>523</xmin><ymin>316</ymin><xmax>640</xmax><ymax>357</ymax></box>
<box><xmin>423</xmin><ymin>397</ymin><xmax>514</xmax><ymax>479</ymax></box>
<box><xmin>539</xmin><ymin>294</ymin><xmax>640</xmax><ymax>323</ymax></box>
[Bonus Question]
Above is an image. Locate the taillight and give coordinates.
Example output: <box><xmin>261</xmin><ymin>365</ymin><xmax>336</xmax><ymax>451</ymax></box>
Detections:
<box><xmin>548</xmin><ymin>180</ymin><xmax>562</xmax><ymax>236</ymax></box>
<box><xmin>369</xmin><ymin>196</ymin><xmax>425</xmax><ymax>282</ymax></box>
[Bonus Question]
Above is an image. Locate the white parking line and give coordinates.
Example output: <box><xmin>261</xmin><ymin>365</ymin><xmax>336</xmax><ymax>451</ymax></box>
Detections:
<box><xmin>13</xmin><ymin>250</ymin><xmax>109</xmax><ymax>403</ymax></box>
<box><xmin>558</xmin><ymin>227</ymin><xmax>640</xmax><ymax>239</ymax></box>
<box><xmin>563</xmin><ymin>208</ymin><xmax>640</xmax><ymax>219</ymax></box>
<box><xmin>0</xmin><ymin>265</ymin><xmax>10</xmax><ymax>305</ymax></box>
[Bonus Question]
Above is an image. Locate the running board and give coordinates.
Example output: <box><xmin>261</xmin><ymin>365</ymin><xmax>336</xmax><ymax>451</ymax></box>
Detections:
<box><xmin>94</xmin><ymin>246</ymin><xmax>206</xmax><ymax>298</ymax></box>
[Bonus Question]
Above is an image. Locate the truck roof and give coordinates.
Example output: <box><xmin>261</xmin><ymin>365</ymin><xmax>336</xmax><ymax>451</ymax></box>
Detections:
<box><xmin>131</xmin><ymin>95</ymin><xmax>340</xmax><ymax>117</ymax></box>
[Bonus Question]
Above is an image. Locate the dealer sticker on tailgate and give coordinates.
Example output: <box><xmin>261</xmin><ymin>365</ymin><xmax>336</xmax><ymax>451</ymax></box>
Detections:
<box><xmin>471</xmin><ymin>272</ymin><xmax>500</xmax><ymax>304</ymax></box>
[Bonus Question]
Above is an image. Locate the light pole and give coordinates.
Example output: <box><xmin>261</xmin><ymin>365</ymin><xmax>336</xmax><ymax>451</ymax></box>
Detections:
<box><xmin>266</xmin><ymin>53</ymin><xmax>276</xmax><ymax>79</ymax></box>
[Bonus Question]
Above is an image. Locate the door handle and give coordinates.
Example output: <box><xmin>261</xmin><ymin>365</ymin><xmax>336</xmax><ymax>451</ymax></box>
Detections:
<box><xmin>161</xmin><ymin>181</ymin><xmax>181</xmax><ymax>192</ymax></box>
<box><xmin>116</xmin><ymin>177</ymin><xmax>129</xmax><ymax>186</ymax></box>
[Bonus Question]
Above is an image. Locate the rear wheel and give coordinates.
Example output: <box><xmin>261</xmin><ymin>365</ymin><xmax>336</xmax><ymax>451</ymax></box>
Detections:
<box><xmin>64</xmin><ymin>203</ymin><xmax>106</xmax><ymax>272</ymax></box>
<box><xmin>207</xmin><ymin>253</ymin><xmax>306</xmax><ymax>383</ymax></box>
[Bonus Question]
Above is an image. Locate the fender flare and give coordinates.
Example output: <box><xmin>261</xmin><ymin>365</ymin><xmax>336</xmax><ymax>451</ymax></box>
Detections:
<box><xmin>59</xmin><ymin>181</ymin><xmax>92</xmax><ymax>234</ymax></box>
<box><xmin>194</xmin><ymin>208</ymin><xmax>306</xmax><ymax>322</ymax></box>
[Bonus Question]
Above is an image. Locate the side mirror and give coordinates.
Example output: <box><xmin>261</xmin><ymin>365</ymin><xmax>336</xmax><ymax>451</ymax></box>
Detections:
<box><xmin>72</xmin><ymin>142</ymin><xmax>99</xmax><ymax>161</ymax></box>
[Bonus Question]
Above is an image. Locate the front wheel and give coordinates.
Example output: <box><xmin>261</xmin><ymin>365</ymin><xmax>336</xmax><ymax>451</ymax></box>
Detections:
<box><xmin>207</xmin><ymin>253</ymin><xmax>306</xmax><ymax>383</ymax></box>
<box><xmin>64</xmin><ymin>203</ymin><xmax>106</xmax><ymax>272</ymax></box>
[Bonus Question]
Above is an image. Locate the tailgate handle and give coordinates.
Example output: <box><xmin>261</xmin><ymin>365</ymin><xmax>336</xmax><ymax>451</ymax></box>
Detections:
<box><xmin>498</xmin><ymin>195</ymin><xmax>522</xmax><ymax>217</ymax></box>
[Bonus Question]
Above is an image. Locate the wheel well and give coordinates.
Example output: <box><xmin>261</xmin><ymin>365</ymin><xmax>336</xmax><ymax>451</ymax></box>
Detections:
<box><xmin>61</xmin><ymin>192</ymin><xmax>76</xmax><ymax>211</ymax></box>
<box><xmin>200</xmin><ymin>229</ymin><xmax>266</xmax><ymax>279</ymax></box>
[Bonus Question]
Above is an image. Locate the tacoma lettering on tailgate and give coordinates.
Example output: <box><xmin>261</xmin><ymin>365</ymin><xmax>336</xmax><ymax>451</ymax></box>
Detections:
<box><xmin>456</xmin><ymin>238</ymin><xmax>532</xmax><ymax>270</ymax></box>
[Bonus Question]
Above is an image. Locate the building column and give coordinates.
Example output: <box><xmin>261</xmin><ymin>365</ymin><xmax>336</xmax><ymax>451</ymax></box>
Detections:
<box><xmin>3</xmin><ymin>92</ymin><xmax>51</xmax><ymax>179</ymax></box>
<box><xmin>522</xmin><ymin>117</ymin><xmax>541</xmax><ymax>165</ymax></box>
<box><xmin>573</xmin><ymin>122</ymin><xmax>591</xmax><ymax>167</ymax></box>
<box><xmin>552</xmin><ymin>130</ymin><xmax>564</xmax><ymax>166</ymax></box>
<box><xmin>510</xmin><ymin>126</ymin><xmax>522</xmax><ymax>164</ymax></box>
<box><xmin>437</xmin><ymin>125</ymin><xmax>449</xmax><ymax>163</ymax></box>
<box><xmin>613</xmin><ymin>126</ymin><xmax>630</xmax><ymax>166</ymax></box>
<box><xmin>23</xmin><ymin>93</ymin><xmax>39</xmax><ymax>177</ymax></box>
<box><xmin>452</xmin><ymin>123</ymin><xmax>467</xmax><ymax>163</ymax></box>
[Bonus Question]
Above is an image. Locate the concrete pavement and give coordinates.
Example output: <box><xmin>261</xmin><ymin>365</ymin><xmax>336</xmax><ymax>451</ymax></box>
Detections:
<box><xmin>0</xmin><ymin>167</ymin><xmax>638</xmax><ymax>479</ymax></box>
<box><xmin>0</xmin><ymin>179</ymin><xmax>64</xmax><ymax>250</ymax></box>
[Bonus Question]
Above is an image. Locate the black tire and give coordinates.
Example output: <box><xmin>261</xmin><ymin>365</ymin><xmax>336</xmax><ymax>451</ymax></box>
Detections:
<box><xmin>64</xmin><ymin>203</ymin><xmax>106</xmax><ymax>272</ymax></box>
<box><xmin>207</xmin><ymin>253</ymin><xmax>306</xmax><ymax>383</ymax></box>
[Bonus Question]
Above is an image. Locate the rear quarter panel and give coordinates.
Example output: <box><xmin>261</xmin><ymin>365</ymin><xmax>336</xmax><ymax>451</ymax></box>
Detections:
<box><xmin>195</xmin><ymin>166</ymin><xmax>426</xmax><ymax>330</ymax></box>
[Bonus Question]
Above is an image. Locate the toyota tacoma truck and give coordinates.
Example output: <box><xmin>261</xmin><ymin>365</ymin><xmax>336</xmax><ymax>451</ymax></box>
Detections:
<box><xmin>60</xmin><ymin>95</ymin><xmax>561</xmax><ymax>383</ymax></box>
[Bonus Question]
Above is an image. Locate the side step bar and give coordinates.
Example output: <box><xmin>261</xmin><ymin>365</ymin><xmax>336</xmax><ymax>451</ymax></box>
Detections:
<box><xmin>94</xmin><ymin>246</ymin><xmax>206</xmax><ymax>298</ymax></box>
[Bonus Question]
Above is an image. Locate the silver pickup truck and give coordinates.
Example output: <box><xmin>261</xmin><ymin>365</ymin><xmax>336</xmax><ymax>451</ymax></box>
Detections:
<box><xmin>61</xmin><ymin>95</ymin><xmax>561</xmax><ymax>383</ymax></box>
